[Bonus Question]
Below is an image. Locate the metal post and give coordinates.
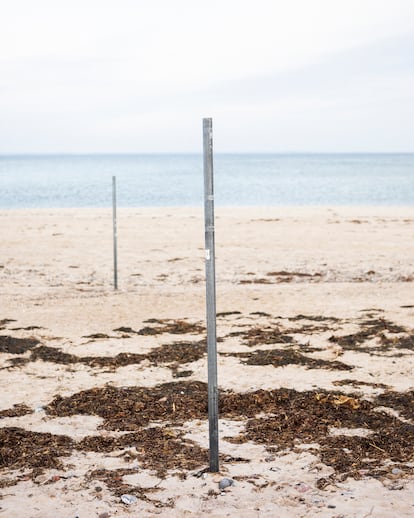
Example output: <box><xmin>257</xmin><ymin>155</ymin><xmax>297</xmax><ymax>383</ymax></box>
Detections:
<box><xmin>203</xmin><ymin>117</ymin><xmax>219</xmax><ymax>472</ymax></box>
<box><xmin>112</xmin><ymin>175</ymin><xmax>118</xmax><ymax>290</ymax></box>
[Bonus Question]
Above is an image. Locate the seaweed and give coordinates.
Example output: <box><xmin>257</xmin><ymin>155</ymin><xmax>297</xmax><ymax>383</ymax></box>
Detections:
<box><xmin>0</xmin><ymin>336</ymin><xmax>40</xmax><ymax>354</ymax></box>
<box><xmin>329</xmin><ymin>318</ymin><xmax>406</xmax><ymax>353</ymax></box>
<box><xmin>28</xmin><ymin>340</ymin><xmax>206</xmax><ymax>371</ymax></box>
<box><xmin>229</xmin><ymin>326</ymin><xmax>295</xmax><ymax>346</ymax></box>
<box><xmin>224</xmin><ymin>388</ymin><xmax>414</xmax><ymax>478</ymax></box>
<box><xmin>374</xmin><ymin>390</ymin><xmax>414</xmax><ymax>421</ymax></box>
<box><xmin>0</xmin><ymin>404</ymin><xmax>32</xmax><ymax>418</ymax></box>
<box><xmin>0</xmin><ymin>427</ymin><xmax>74</xmax><ymax>470</ymax></box>
<box><xmin>80</xmin><ymin>426</ymin><xmax>208</xmax><ymax>477</ymax></box>
<box><xmin>46</xmin><ymin>381</ymin><xmax>209</xmax><ymax>430</ymax></box>
<box><xmin>222</xmin><ymin>348</ymin><xmax>352</xmax><ymax>371</ymax></box>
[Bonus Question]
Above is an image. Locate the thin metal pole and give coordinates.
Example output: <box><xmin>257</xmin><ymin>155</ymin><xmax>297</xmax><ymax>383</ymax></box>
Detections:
<box><xmin>112</xmin><ymin>175</ymin><xmax>118</xmax><ymax>290</ymax></box>
<box><xmin>203</xmin><ymin>117</ymin><xmax>219</xmax><ymax>472</ymax></box>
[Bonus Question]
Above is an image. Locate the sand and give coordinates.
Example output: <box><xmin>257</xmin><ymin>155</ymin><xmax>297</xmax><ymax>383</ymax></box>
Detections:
<box><xmin>1</xmin><ymin>206</ymin><xmax>414</xmax><ymax>517</ymax></box>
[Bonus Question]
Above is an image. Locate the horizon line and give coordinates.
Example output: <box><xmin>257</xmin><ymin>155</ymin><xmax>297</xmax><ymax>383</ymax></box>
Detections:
<box><xmin>1</xmin><ymin>151</ymin><xmax>414</xmax><ymax>156</ymax></box>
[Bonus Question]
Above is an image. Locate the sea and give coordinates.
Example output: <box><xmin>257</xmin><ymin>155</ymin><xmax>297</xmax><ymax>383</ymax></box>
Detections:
<box><xmin>0</xmin><ymin>153</ymin><xmax>413</xmax><ymax>209</ymax></box>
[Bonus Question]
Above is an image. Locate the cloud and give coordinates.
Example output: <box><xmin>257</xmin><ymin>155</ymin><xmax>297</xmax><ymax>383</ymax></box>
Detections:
<box><xmin>1</xmin><ymin>1</ymin><xmax>414</xmax><ymax>152</ymax></box>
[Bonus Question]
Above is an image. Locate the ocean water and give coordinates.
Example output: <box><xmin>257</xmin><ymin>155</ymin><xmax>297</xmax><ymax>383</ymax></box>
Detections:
<box><xmin>0</xmin><ymin>153</ymin><xmax>413</xmax><ymax>209</ymax></box>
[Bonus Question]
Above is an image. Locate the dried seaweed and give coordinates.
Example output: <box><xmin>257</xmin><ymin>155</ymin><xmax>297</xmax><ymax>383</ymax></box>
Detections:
<box><xmin>0</xmin><ymin>426</ymin><xmax>207</xmax><ymax>481</ymax></box>
<box><xmin>0</xmin><ymin>427</ymin><xmax>74</xmax><ymax>470</ymax></box>
<box><xmin>380</xmin><ymin>334</ymin><xmax>414</xmax><ymax>352</ymax></box>
<box><xmin>0</xmin><ymin>336</ymin><xmax>40</xmax><ymax>354</ymax></box>
<box><xmin>239</xmin><ymin>278</ymin><xmax>272</xmax><ymax>284</ymax></box>
<box><xmin>224</xmin><ymin>388</ymin><xmax>414</xmax><ymax>477</ymax></box>
<box><xmin>0</xmin><ymin>319</ymin><xmax>16</xmax><ymax>329</ymax></box>
<box><xmin>0</xmin><ymin>404</ymin><xmax>32</xmax><ymax>418</ymax></box>
<box><xmin>374</xmin><ymin>391</ymin><xmax>414</xmax><ymax>420</ymax></box>
<box><xmin>221</xmin><ymin>389</ymin><xmax>373</xmax><ymax>423</ymax></box>
<box><xmin>2</xmin><ymin>311</ymin><xmax>414</xmax><ymax>487</ymax></box>
<box><xmin>28</xmin><ymin>341</ymin><xmax>206</xmax><ymax>371</ymax></box>
<box><xmin>360</xmin><ymin>319</ymin><xmax>406</xmax><ymax>334</ymax></box>
<box><xmin>228</xmin><ymin>326</ymin><xmax>294</xmax><ymax>346</ymax></box>
<box><xmin>31</xmin><ymin>346</ymin><xmax>78</xmax><ymax>364</ymax></box>
<box><xmin>46</xmin><ymin>381</ymin><xmax>208</xmax><ymax>430</ymax></box>
<box><xmin>82</xmin><ymin>333</ymin><xmax>111</xmax><ymax>339</ymax></box>
<box><xmin>137</xmin><ymin>320</ymin><xmax>205</xmax><ymax>336</ymax></box>
<box><xmin>2</xmin><ymin>383</ymin><xmax>414</xmax><ymax>483</ymax></box>
<box><xmin>289</xmin><ymin>315</ymin><xmax>342</xmax><ymax>323</ymax></box>
<box><xmin>329</xmin><ymin>318</ymin><xmax>406</xmax><ymax>352</ymax></box>
<box><xmin>4</xmin><ymin>357</ymin><xmax>30</xmax><ymax>368</ymax></box>
<box><xmin>320</xmin><ymin>424</ymin><xmax>414</xmax><ymax>475</ymax></box>
<box><xmin>288</xmin><ymin>324</ymin><xmax>330</xmax><ymax>335</ymax></box>
<box><xmin>266</xmin><ymin>271</ymin><xmax>323</xmax><ymax>283</ymax></box>
<box><xmin>87</xmin><ymin>468</ymin><xmax>157</xmax><ymax>503</ymax></box>
<box><xmin>222</xmin><ymin>348</ymin><xmax>352</xmax><ymax>371</ymax></box>
<box><xmin>80</xmin><ymin>426</ymin><xmax>208</xmax><ymax>477</ymax></box>
<box><xmin>146</xmin><ymin>341</ymin><xmax>205</xmax><ymax>367</ymax></box>
<box><xmin>332</xmin><ymin>379</ymin><xmax>389</xmax><ymax>389</ymax></box>
<box><xmin>10</xmin><ymin>326</ymin><xmax>43</xmax><ymax>331</ymax></box>
<box><xmin>113</xmin><ymin>326</ymin><xmax>137</xmax><ymax>333</ymax></box>
<box><xmin>173</xmin><ymin>370</ymin><xmax>193</xmax><ymax>378</ymax></box>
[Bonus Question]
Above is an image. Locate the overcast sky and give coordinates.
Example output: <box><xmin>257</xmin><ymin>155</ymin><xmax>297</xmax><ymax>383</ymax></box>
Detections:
<box><xmin>1</xmin><ymin>0</ymin><xmax>414</xmax><ymax>153</ymax></box>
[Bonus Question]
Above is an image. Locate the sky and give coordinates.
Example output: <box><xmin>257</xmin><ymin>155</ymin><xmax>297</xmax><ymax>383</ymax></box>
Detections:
<box><xmin>1</xmin><ymin>0</ymin><xmax>414</xmax><ymax>153</ymax></box>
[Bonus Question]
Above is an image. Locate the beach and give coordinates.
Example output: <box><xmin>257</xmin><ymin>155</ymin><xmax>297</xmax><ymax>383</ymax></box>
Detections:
<box><xmin>1</xmin><ymin>206</ymin><xmax>414</xmax><ymax>517</ymax></box>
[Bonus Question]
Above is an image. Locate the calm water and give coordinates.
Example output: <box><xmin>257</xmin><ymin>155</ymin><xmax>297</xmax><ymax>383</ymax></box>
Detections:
<box><xmin>0</xmin><ymin>154</ymin><xmax>413</xmax><ymax>208</ymax></box>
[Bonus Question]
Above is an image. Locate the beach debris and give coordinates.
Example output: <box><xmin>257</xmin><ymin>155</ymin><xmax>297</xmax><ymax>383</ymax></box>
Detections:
<box><xmin>0</xmin><ymin>318</ymin><xmax>16</xmax><ymax>327</ymax></box>
<box><xmin>138</xmin><ymin>319</ymin><xmax>205</xmax><ymax>336</ymax></box>
<box><xmin>295</xmin><ymin>482</ymin><xmax>311</xmax><ymax>493</ymax></box>
<box><xmin>26</xmin><ymin>340</ymin><xmax>206</xmax><ymax>371</ymax></box>
<box><xmin>266</xmin><ymin>271</ymin><xmax>323</xmax><ymax>283</ymax></box>
<box><xmin>3</xmin><ymin>308</ymin><xmax>414</xmax><ymax>492</ymax></box>
<box><xmin>173</xmin><ymin>369</ymin><xmax>193</xmax><ymax>378</ymax></box>
<box><xmin>82</xmin><ymin>333</ymin><xmax>111</xmax><ymax>340</ymax></box>
<box><xmin>218</xmin><ymin>477</ymin><xmax>234</xmax><ymax>490</ymax></box>
<box><xmin>46</xmin><ymin>381</ymin><xmax>209</xmax><ymax>429</ymax></box>
<box><xmin>192</xmin><ymin>468</ymin><xmax>209</xmax><ymax>478</ymax></box>
<box><xmin>224</xmin><ymin>348</ymin><xmax>353</xmax><ymax>371</ymax></box>
<box><xmin>34</xmin><ymin>474</ymin><xmax>49</xmax><ymax>484</ymax></box>
<box><xmin>0</xmin><ymin>427</ymin><xmax>74</xmax><ymax>470</ymax></box>
<box><xmin>113</xmin><ymin>326</ymin><xmax>137</xmax><ymax>334</ymax></box>
<box><xmin>332</xmin><ymin>379</ymin><xmax>389</xmax><ymax>389</ymax></box>
<box><xmin>0</xmin><ymin>335</ymin><xmax>39</xmax><ymax>354</ymax></box>
<box><xmin>328</xmin><ymin>318</ymin><xmax>406</xmax><ymax>354</ymax></box>
<box><xmin>216</xmin><ymin>311</ymin><xmax>242</xmax><ymax>317</ymax></box>
<box><xmin>374</xmin><ymin>390</ymin><xmax>414</xmax><ymax>420</ymax></box>
<box><xmin>315</xmin><ymin>393</ymin><xmax>360</xmax><ymax>409</ymax></box>
<box><xmin>32</xmin><ymin>474</ymin><xmax>61</xmax><ymax>484</ymax></box>
<box><xmin>238</xmin><ymin>325</ymin><xmax>295</xmax><ymax>346</ymax></box>
<box><xmin>0</xmin><ymin>403</ymin><xmax>32</xmax><ymax>418</ymax></box>
<box><xmin>120</xmin><ymin>494</ymin><xmax>138</xmax><ymax>505</ymax></box>
<box><xmin>389</xmin><ymin>482</ymin><xmax>405</xmax><ymax>490</ymax></box>
<box><xmin>10</xmin><ymin>325</ymin><xmax>43</xmax><ymax>331</ymax></box>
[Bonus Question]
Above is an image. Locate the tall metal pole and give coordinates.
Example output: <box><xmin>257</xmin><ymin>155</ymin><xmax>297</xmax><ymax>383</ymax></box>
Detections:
<box><xmin>112</xmin><ymin>175</ymin><xmax>118</xmax><ymax>290</ymax></box>
<box><xmin>203</xmin><ymin>118</ymin><xmax>219</xmax><ymax>472</ymax></box>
